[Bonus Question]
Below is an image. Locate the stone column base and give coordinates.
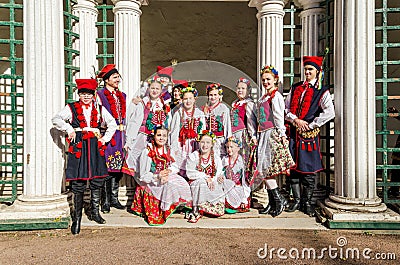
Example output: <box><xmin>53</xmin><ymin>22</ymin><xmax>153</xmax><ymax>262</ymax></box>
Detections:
<box><xmin>317</xmin><ymin>199</ymin><xmax>400</xmax><ymax>229</ymax></box>
<box><xmin>0</xmin><ymin>195</ymin><xmax>70</xmax><ymax>231</ymax></box>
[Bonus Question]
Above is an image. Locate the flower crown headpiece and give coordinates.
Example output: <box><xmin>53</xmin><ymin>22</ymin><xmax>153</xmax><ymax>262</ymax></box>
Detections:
<box><xmin>225</xmin><ymin>136</ymin><xmax>242</xmax><ymax>148</ymax></box>
<box><xmin>206</xmin><ymin>83</ymin><xmax>223</xmax><ymax>95</ymax></box>
<box><xmin>197</xmin><ymin>130</ymin><xmax>216</xmax><ymax>143</ymax></box>
<box><xmin>260</xmin><ymin>65</ymin><xmax>279</xmax><ymax>79</ymax></box>
<box><xmin>147</xmin><ymin>124</ymin><xmax>169</xmax><ymax>142</ymax></box>
<box><xmin>181</xmin><ymin>85</ymin><xmax>198</xmax><ymax>97</ymax></box>
<box><xmin>236</xmin><ymin>78</ymin><xmax>251</xmax><ymax>89</ymax></box>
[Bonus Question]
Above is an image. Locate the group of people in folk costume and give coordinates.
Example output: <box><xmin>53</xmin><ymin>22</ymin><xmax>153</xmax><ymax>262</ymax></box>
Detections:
<box><xmin>52</xmin><ymin>55</ymin><xmax>335</xmax><ymax>234</ymax></box>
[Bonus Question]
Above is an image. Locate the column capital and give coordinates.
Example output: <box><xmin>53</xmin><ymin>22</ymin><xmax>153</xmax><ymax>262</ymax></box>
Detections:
<box><xmin>249</xmin><ymin>0</ymin><xmax>288</xmax><ymax>15</ymax></box>
<box><xmin>293</xmin><ymin>0</ymin><xmax>323</xmax><ymax>10</ymax></box>
<box><xmin>112</xmin><ymin>0</ymin><xmax>147</xmax><ymax>15</ymax></box>
<box><xmin>73</xmin><ymin>0</ymin><xmax>98</xmax><ymax>15</ymax></box>
<box><xmin>112</xmin><ymin>0</ymin><xmax>149</xmax><ymax>7</ymax></box>
<box><xmin>249</xmin><ymin>0</ymin><xmax>289</xmax><ymax>12</ymax></box>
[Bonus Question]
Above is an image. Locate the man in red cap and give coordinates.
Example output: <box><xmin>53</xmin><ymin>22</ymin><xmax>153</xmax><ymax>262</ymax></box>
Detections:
<box><xmin>284</xmin><ymin>56</ymin><xmax>335</xmax><ymax>216</ymax></box>
<box><xmin>96</xmin><ymin>64</ymin><xmax>126</xmax><ymax>213</ymax></box>
<box><xmin>157</xmin><ymin>65</ymin><xmax>174</xmax><ymax>103</ymax></box>
<box><xmin>52</xmin><ymin>78</ymin><xmax>117</xmax><ymax>234</ymax></box>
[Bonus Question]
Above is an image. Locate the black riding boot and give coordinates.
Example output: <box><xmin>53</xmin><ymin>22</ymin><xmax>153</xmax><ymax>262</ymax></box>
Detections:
<box><xmin>258</xmin><ymin>189</ymin><xmax>275</xmax><ymax>214</ymax></box>
<box><xmin>101</xmin><ymin>179</ymin><xmax>111</xmax><ymax>213</ymax></box>
<box><xmin>303</xmin><ymin>187</ymin><xmax>315</xmax><ymax>217</ymax></box>
<box><xmin>110</xmin><ymin>177</ymin><xmax>125</xmax><ymax>209</ymax></box>
<box><xmin>270</xmin><ymin>188</ymin><xmax>288</xmax><ymax>217</ymax></box>
<box><xmin>285</xmin><ymin>183</ymin><xmax>301</xmax><ymax>212</ymax></box>
<box><xmin>89</xmin><ymin>189</ymin><xmax>106</xmax><ymax>224</ymax></box>
<box><xmin>71</xmin><ymin>192</ymin><xmax>84</xmax><ymax>235</ymax></box>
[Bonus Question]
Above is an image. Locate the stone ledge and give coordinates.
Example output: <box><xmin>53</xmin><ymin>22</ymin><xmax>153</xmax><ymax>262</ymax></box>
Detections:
<box><xmin>317</xmin><ymin>200</ymin><xmax>400</xmax><ymax>230</ymax></box>
<box><xmin>0</xmin><ymin>217</ymin><xmax>70</xmax><ymax>231</ymax></box>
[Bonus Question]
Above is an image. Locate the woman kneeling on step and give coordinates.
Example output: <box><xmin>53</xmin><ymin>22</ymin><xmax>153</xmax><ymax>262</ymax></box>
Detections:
<box><xmin>130</xmin><ymin>125</ymin><xmax>192</xmax><ymax>226</ymax></box>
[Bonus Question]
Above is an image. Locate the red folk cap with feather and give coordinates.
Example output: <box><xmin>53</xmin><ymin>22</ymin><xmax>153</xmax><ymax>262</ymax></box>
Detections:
<box><xmin>156</xmin><ymin>65</ymin><xmax>174</xmax><ymax>78</ymax></box>
<box><xmin>303</xmin><ymin>56</ymin><xmax>323</xmax><ymax>71</ymax></box>
<box><xmin>98</xmin><ymin>64</ymin><xmax>119</xmax><ymax>80</ymax></box>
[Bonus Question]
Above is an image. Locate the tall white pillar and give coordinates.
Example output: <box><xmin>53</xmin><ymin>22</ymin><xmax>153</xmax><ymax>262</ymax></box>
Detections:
<box><xmin>72</xmin><ymin>0</ymin><xmax>99</xmax><ymax>78</ymax></box>
<box><xmin>0</xmin><ymin>0</ymin><xmax>69</xmax><ymax>222</ymax></box>
<box><xmin>249</xmin><ymin>0</ymin><xmax>287</xmax><ymax>90</ymax></box>
<box><xmin>112</xmin><ymin>0</ymin><xmax>147</xmax><ymax>100</ymax></box>
<box><xmin>295</xmin><ymin>0</ymin><xmax>325</xmax><ymax>70</ymax></box>
<box><xmin>320</xmin><ymin>1</ymin><xmax>393</xmax><ymax>224</ymax></box>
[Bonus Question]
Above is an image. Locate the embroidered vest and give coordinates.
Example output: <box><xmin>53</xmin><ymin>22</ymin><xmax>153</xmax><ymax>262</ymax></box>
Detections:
<box><xmin>139</xmin><ymin>99</ymin><xmax>168</xmax><ymax>135</ymax></box>
<box><xmin>290</xmin><ymin>82</ymin><xmax>330</xmax><ymax>123</ymax></box>
<box><xmin>258</xmin><ymin>98</ymin><xmax>274</xmax><ymax>132</ymax></box>
<box><xmin>68</xmin><ymin>102</ymin><xmax>100</xmax><ymax>130</ymax></box>
<box><xmin>231</xmin><ymin>101</ymin><xmax>246</xmax><ymax>133</ymax></box>
<box><xmin>97</xmin><ymin>88</ymin><xmax>126</xmax><ymax>125</ymax></box>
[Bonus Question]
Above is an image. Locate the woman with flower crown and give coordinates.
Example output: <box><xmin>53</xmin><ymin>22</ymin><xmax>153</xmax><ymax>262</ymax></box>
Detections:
<box><xmin>130</xmin><ymin>125</ymin><xmax>192</xmax><ymax>225</ymax></box>
<box><xmin>123</xmin><ymin>76</ymin><xmax>171</xmax><ymax>177</ymax></box>
<box><xmin>257</xmin><ymin>65</ymin><xmax>295</xmax><ymax>217</ymax></box>
<box><xmin>230</xmin><ymin>78</ymin><xmax>258</xmax><ymax>184</ymax></box>
<box><xmin>202</xmin><ymin>83</ymin><xmax>232</xmax><ymax>158</ymax></box>
<box><xmin>186</xmin><ymin>131</ymin><xmax>228</xmax><ymax>223</ymax></box>
<box><xmin>222</xmin><ymin>136</ymin><xmax>251</xmax><ymax>213</ymax></box>
<box><xmin>169</xmin><ymin>85</ymin><xmax>206</xmax><ymax>177</ymax></box>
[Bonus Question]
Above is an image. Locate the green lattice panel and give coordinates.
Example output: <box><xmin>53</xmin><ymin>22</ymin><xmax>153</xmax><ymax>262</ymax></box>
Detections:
<box><xmin>0</xmin><ymin>0</ymin><xmax>23</xmax><ymax>202</ymax></box>
<box><xmin>96</xmin><ymin>3</ymin><xmax>114</xmax><ymax>66</ymax></box>
<box><xmin>375</xmin><ymin>0</ymin><xmax>400</xmax><ymax>203</ymax></box>
<box><xmin>64</xmin><ymin>0</ymin><xmax>80</xmax><ymax>103</ymax></box>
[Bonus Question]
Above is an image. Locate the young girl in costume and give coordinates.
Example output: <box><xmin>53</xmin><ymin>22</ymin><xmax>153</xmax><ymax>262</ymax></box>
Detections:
<box><xmin>257</xmin><ymin>65</ymin><xmax>295</xmax><ymax>217</ymax></box>
<box><xmin>222</xmin><ymin>136</ymin><xmax>251</xmax><ymax>213</ymax></box>
<box><xmin>202</xmin><ymin>83</ymin><xmax>232</xmax><ymax>158</ymax></box>
<box><xmin>169</xmin><ymin>85</ymin><xmax>205</xmax><ymax>176</ymax></box>
<box><xmin>186</xmin><ymin>131</ymin><xmax>227</xmax><ymax>223</ymax></box>
<box><xmin>123</xmin><ymin>76</ymin><xmax>171</xmax><ymax>176</ymax></box>
<box><xmin>169</xmin><ymin>79</ymin><xmax>187</xmax><ymax>114</ymax></box>
<box><xmin>230</xmin><ymin>78</ymin><xmax>258</xmax><ymax>184</ymax></box>
<box><xmin>130</xmin><ymin>126</ymin><xmax>192</xmax><ymax>226</ymax></box>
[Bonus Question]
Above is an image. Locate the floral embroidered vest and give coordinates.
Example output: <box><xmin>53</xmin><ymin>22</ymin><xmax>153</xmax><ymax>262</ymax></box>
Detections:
<box><xmin>139</xmin><ymin>99</ymin><xmax>169</xmax><ymax>135</ymax></box>
<box><xmin>258</xmin><ymin>98</ymin><xmax>274</xmax><ymax>132</ymax></box>
<box><xmin>231</xmin><ymin>101</ymin><xmax>247</xmax><ymax>133</ymax></box>
<box><xmin>148</xmin><ymin>147</ymin><xmax>173</xmax><ymax>174</ymax></box>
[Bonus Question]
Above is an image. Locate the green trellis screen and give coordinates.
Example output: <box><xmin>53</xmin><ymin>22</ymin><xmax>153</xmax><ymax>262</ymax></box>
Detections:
<box><xmin>0</xmin><ymin>0</ymin><xmax>23</xmax><ymax>202</ymax></box>
<box><xmin>375</xmin><ymin>0</ymin><xmax>400</xmax><ymax>203</ymax></box>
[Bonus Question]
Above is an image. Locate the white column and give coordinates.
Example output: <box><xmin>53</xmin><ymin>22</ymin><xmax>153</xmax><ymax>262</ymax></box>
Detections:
<box><xmin>295</xmin><ymin>0</ymin><xmax>325</xmax><ymax>70</ymax></box>
<box><xmin>295</xmin><ymin>0</ymin><xmax>326</xmax><ymax>204</ymax></box>
<box><xmin>72</xmin><ymin>0</ymin><xmax>99</xmax><ymax>78</ymax></box>
<box><xmin>0</xmin><ymin>0</ymin><xmax>69</xmax><ymax>220</ymax></box>
<box><xmin>112</xmin><ymin>0</ymin><xmax>147</xmax><ymax>100</ymax></box>
<box><xmin>322</xmin><ymin>0</ymin><xmax>387</xmax><ymax>216</ymax></box>
<box><xmin>249</xmin><ymin>0</ymin><xmax>287</xmax><ymax>90</ymax></box>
